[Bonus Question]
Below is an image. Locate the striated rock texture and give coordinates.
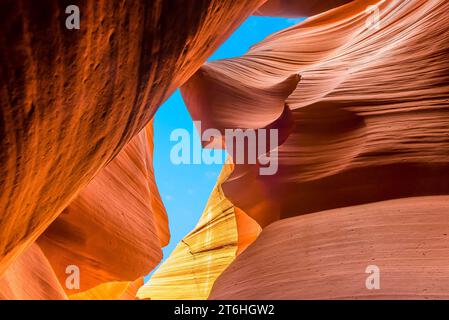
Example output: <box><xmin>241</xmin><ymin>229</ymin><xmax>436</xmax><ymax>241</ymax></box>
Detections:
<box><xmin>210</xmin><ymin>196</ymin><xmax>449</xmax><ymax>299</ymax></box>
<box><xmin>255</xmin><ymin>0</ymin><xmax>353</xmax><ymax>17</ymax></box>
<box><xmin>2</xmin><ymin>0</ymin><xmax>449</xmax><ymax>300</ymax></box>
<box><xmin>182</xmin><ymin>0</ymin><xmax>449</xmax><ymax>228</ymax></box>
<box><xmin>0</xmin><ymin>244</ymin><xmax>67</xmax><ymax>300</ymax></box>
<box><xmin>0</xmin><ymin>0</ymin><xmax>265</xmax><ymax>276</ymax></box>
<box><xmin>69</xmin><ymin>278</ymin><xmax>144</xmax><ymax>300</ymax></box>
<box><xmin>137</xmin><ymin>161</ymin><xmax>260</xmax><ymax>300</ymax></box>
<box><xmin>37</xmin><ymin>123</ymin><xmax>168</xmax><ymax>294</ymax></box>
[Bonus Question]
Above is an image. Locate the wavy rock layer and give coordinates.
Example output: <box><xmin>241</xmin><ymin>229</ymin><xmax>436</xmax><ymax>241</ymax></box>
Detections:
<box><xmin>254</xmin><ymin>0</ymin><xmax>353</xmax><ymax>17</ymax></box>
<box><xmin>38</xmin><ymin>124</ymin><xmax>167</xmax><ymax>294</ymax></box>
<box><xmin>0</xmin><ymin>0</ymin><xmax>264</xmax><ymax>275</ymax></box>
<box><xmin>182</xmin><ymin>0</ymin><xmax>449</xmax><ymax>228</ymax></box>
<box><xmin>69</xmin><ymin>278</ymin><xmax>143</xmax><ymax>300</ymax></box>
<box><xmin>210</xmin><ymin>196</ymin><xmax>449</xmax><ymax>299</ymax></box>
<box><xmin>145</xmin><ymin>124</ymin><xmax>170</xmax><ymax>247</ymax></box>
<box><xmin>0</xmin><ymin>244</ymin><xmax>67</xmax><ymax>300</ymax></box>
<box><xmin>137</xmin><ymin>161</ymin><xmax>261</xmax><ymax>300</ymax></box>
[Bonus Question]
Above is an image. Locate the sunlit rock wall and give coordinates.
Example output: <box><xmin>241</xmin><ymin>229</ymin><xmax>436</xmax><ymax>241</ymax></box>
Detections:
<box><xmin>137</xmin><ymin>160</ymin><xmax>261</xmax><ymax>300</ymax></box>
<box><xmin>0</xmin><ymin>244</ymin><xmax>67</xmax><ymax>300</ymax></box>
<box><xmin>0</xmin><ymin>0</ymin><xmax>264</xmax><ymax>277</ymax></box>
<box><xmin>180</xmin><ymin>0</ymin><xmax>449</xmax><ymax>299</ymax></box>
<box><xmin>210</xmin><ymin>196</ymin><xmax>449</xmax><ymax>299</ymax></box>
<box><xmin>181</xmin><ymin>0</ymin><xmax>449</xmax><ymax>228</ymax></box>
<box><xmin>38</xmin><ymin>124</ymin><xmax>167</xmax><ymax>294</ymax></box>
<box><xmin>2</xmin><ymin>0</ymin><xmax>449</xmax><ymax>300</ymax></box>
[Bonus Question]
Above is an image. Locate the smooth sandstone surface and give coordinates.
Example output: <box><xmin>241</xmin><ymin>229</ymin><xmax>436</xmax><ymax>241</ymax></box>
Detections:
<box><xmin>69</xmin><ymin>278</ymin><xmax>144</xmax><ymax>300</ymax></box>
<box><xmin>0</xmin><ymin>0</ymin><xmax>265</xmax><ymax>276</ymax></box>
<box><xmin>137</xmin><ymin>161</ymin><xmax>261</xmax><ymax>300</ymax></box>
<box><xmin>255</xmin><ymin>0</ymin><xmax>353</xmax><ymax>17</ymax></box>
<box><xmin>235</xmin><ymin>207</ymin><xmax>262</xmax><ymax>256</ymax></box>
<box><xmin>0</xmin><ymin>244</ymin><xmax>67</xmax><ymax>300</ymax></box>
<box><xmin>1</xmin><ymin>0</ymin><xmax>448</xmax><ymax>300</ymax></box>
<box><xmin>181</xmin><ymin>0</ymin><xmax>449</xmax><ymax>228</ymax></box>
<box><xmin>210</xmin><ymin>196</ymin><xmax>449</xmax><ymax>299</ymax></box>
<box><xmin>38</xmin><ymin>125</ymin><xmax>167</xmax><ymax>294</ymax></box>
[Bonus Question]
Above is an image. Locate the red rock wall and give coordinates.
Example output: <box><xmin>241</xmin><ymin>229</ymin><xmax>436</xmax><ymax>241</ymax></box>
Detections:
<box><xmin>38</xmin><ymin>126</ymin><xmax>166</xmax><ymax>294</ymax></box>
<box><xmin>210</xmin><ymin>196</ymin><xmax>449</xmax><ymax>299</ymax></box>
<box><xmin>182</xmin><ymin>0</ymin><xmax>449</xmax><ymax>228</ymax></box>
<box><xmin>2</xmin><ymin>0</ymin><xmax>449</xmax><ymax>300</ymax></box>
<box><xmin>0</xmin><ymin>244</ymin><xmax>67</xmax><ymax>300</ymax></box>
<box><xmin>0</xmin><ymin>0</ymin><xmax>264</xmax><ymax>276</ymax></box>
<box><xmin>254</xmin><ymin>0</ymin><xmax>353</xmax><ymax>17</ymax></box>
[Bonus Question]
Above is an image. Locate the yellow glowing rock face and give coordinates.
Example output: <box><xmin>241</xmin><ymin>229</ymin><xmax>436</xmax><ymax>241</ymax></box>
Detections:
<box><xmin>70</xmin><ymin>278</ymin><xmax>144</xmax><ymax>300</ymax></box>
<box><xmin>137</xmin><ymin>160</ymin><xmax>260</xmax><ymax>300</ymax></box>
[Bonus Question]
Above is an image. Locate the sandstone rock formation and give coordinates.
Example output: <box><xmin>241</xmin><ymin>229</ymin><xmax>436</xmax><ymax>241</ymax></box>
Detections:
<box><xmin>178</xmin><ymin>0</ymin><xmax>449</xmax><ymax>299</ymax></box>
<box><xmin>1</xmin><ymin>0</ymin><xmax>449</xmax><ymax>300</ymax></box>
<box><xmin>254</xmin><ymin>0</ymin><xmax>353</xmax><ymax>17</ymax></box>
<box><xmin>38</xmin><ymin>124</ymin><xmax>167</xmax><ymax>294</ymax></box>
<box><xmin>0</xmin><ymin>244</ymin><xmax>67</xmax><ymax>300</ymax></box>
<box><xmin>182</xmin><ymin>0</ymin><xmax>449</xmax><ymax>228</ymax></box>
<box><xmin>210</xmin><ymin>196</ymin><xmax>449</xmax><ymax>299</ymax></box>
<box><xmin>137</xmin><ymin>160</ymin><xmax>260</xmax><ymax>300</ymax></box>
<box><xmin>69</xmin><ymin>278</ymin><xmax>144</xmax><ymax>300</ymax></box>
<box><xmin>0</xmin><ymin>0</ymin><xmax>264</xmax><ymax>276</ymax></box>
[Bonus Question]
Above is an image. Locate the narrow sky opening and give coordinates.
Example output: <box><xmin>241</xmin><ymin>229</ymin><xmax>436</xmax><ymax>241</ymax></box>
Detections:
<box><xmin>147</xmin><ymin>16</ymin><xmax>305</xmax><ymax>281</ymax></box>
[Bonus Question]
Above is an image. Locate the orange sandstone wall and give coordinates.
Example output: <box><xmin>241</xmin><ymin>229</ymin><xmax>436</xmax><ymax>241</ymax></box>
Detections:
<box><xmin>210</xmin><ymin>196</ymin><xmax>449</xmax><ymax>299</ymax></box>
<box><xmin>0</xmin><ymin>244</ymin><xmax>67</xmax><ymax>300</ymax></box>
<box><xmin>254</xmin><ymin>0</ymin><xmax>353</xmax><ymax>17</ymax></box>
<box><xmin>38</xmin><ymin>125</ymin><xmax>167</xmax><ymax>294</ymax></box>
<box><xmin>178</xmin><ymin>0</ymin><xmax>449</xmax><ymax>299</ymax></box>
<box><xmin>181</xmin><ymin>0</ymin><xmax>449</xmax><ymax>228</ymax></box>
<box><xmin>137</xmin><ymin>161</ymin><xmax>261</xmax><ymax>300</ymax></box>
<box><xmin>69</xmin><ymin>278</ymin><xmax>144</xmax><ymax>300</ymax></box>
<box><xmin>0</xmin><ymin>0</ymin><xmax>265</xmax><ymax>276</ymax></box>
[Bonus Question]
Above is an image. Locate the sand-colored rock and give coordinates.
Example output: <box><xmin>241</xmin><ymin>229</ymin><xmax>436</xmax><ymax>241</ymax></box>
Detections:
<box><xmin>137</xmin><ymin>160</ymin><xmax>261</xmax><ymax>300</ymax></box>
<box><xmin>210</xmin><ymin>196</ymin><xmax>449</xmax><ymax>299</ymax></box>
<box><xmin>70</xmin><ymin>278</ymin><xmax>143</xmax><ymax>300</ymax></box>
<box><xmin>182</xmin><ymin>0</ymin><xmax>449</xmax><ymax>228</ymax></box>
<box><xmin>0</xmin><ymin>244</ymin><xmax>67</xmax><ymax>300</ymax></box>
<box><xmin>38</xmin><ymin>125</ymin><xmax>168</xmax><ymax>294</ymax></box>
<box><xmin>0</xmin><ymin>0</ymin><xmax>265</xmax><ymax>276</ymax></box>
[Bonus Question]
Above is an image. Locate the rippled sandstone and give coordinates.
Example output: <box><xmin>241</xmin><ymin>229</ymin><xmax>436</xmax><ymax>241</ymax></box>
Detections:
<box><xmin>180</xmin><ymin>0</ymin><xmax>449</xmax><ymax>299</ymax></box>
<box><xmin>38</xmin><ymin>124</ymin><xmax>168</xmax><ymax>294</ymax></box>
<box><xmin>2</xmin><ymin>0</ymin><xmax>449</xmax><ymax>300</ymax></box>
<box><xmin>182</xmin><ymin>0</ymin><xmax>449</xmax><ymax>228</ymax></box>
<box><xmin>137</xmin><ymin>160</ymin><xmax>260</xmax><ymax>300</ymax></box>
<box><xmin>0</xmin><ymin>0</ymin><xmax>264</xmax><ymax>276</ymax></box>
<box><xmin>210</xmin><ymin>196</ymin><xmax>449</xmax><ymax>299</ymax></box>
<box><xmin>0</xmin><ymin>244</ymin><xmax>67</xmax><ymax>300</ymax></box>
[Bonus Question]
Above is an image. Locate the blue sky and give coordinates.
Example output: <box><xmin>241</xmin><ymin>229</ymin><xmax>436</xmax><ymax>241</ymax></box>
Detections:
<box><xmin>147</xmin><ymin>16</ymin><xmax>305</xmax><ymax>281</ymax></box>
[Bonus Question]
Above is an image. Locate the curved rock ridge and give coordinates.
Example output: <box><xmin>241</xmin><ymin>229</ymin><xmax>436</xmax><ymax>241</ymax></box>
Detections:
<box><xmin>145</xmin><ymin>123</ymin><xmax>171</xmax><ymax>247</ymax></box>
<box><xmin>210</xmin><ymin>196</ymin><xmax>449</xmax><ymax>299</ymax></box>
<box><xmin>137</xmin><ymin>160</ymin><xmax>261</xmax><ymax>300</ymax></box>
<box><xmin>254</xmin><ymin>0</ymin><xmax>354</xmax><ymax>17</ymax></box>
<box><xmin>0</xmin><ymin>0</ymin><xmax>265</xmax><ymax>275</ymax></box>
<box><xmin>0</xmin><ymin>244</ymin><xmax>67</xmax><ymax>300</ymax></box>
<box><xmin>69</xmin><ymin>278</ymin><xmax>144</xmax><ymax>300</ymax></box>
<box><xmin>181</xmin><ymin>0</ymin><xmax>449</xmax><ymax>228</ymax></box>
<box><xmin>235</xmin><ymin>207</ymin><xmax>262</xmax><ymax>256</ymax></box>
<box><xmin>2</xmin><ymin>0</ymin><xmax>448</xmax><ymax>300</ymax></box>
<box><xmin>37</xmin><ymin>124</ymin><xmax>168</xmax><ymax>294</ymax></box>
